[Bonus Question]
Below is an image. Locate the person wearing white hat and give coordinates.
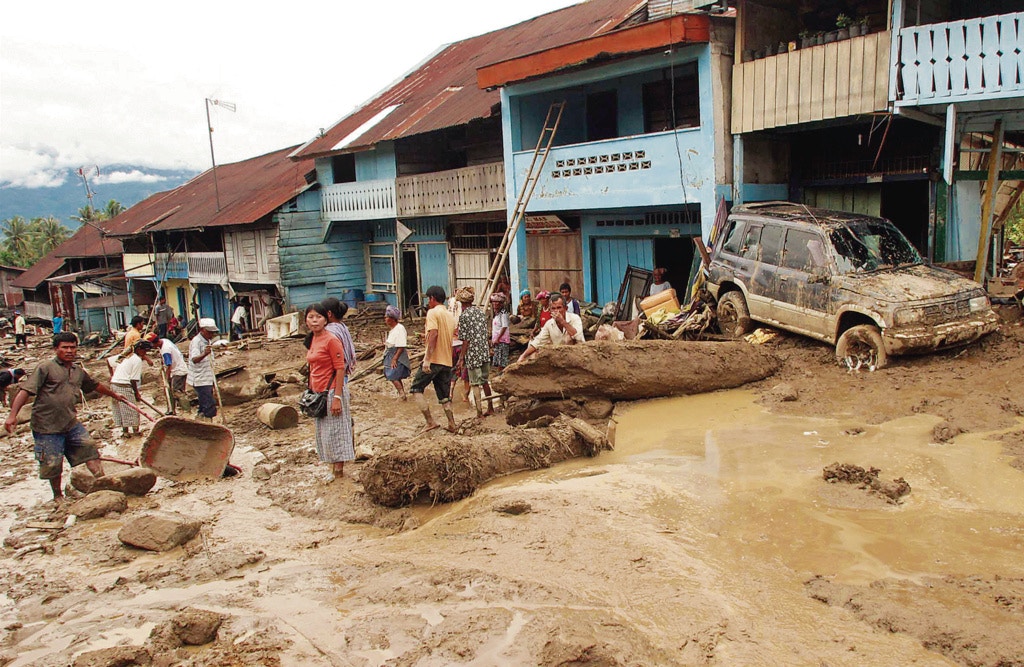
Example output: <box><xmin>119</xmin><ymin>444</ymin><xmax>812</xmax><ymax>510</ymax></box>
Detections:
<box><xmin>187</xmin><ymin>317</ymin><xmax>220</xmax><ymax>418</ymax></box>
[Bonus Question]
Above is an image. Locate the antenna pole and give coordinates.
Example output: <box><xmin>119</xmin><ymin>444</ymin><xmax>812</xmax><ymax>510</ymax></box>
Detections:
<box><xmin>205</xmin><ymin>98</ymin><xmax>222</xmax><ymax>212</ymax></box>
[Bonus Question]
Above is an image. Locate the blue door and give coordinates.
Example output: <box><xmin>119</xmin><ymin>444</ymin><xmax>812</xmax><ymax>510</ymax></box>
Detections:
<box><xmin>417</xmin><ymin>243</ymin><xmax>450</xmax><ymax>296</ymax></box>
<box><xmin>196</xmin><ymin>284</ymin><xmax>230</xmax><ymax>333</ymax></box>
<box><xmin>592</xmin><ymin>237</ymin><xmax>654</xmax><ymax>306</ymax></box>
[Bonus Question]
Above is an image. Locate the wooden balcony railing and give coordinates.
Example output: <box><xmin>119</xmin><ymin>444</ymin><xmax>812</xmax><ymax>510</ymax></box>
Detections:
<box><xmin>732</xmin><ymin>31</ymin><xmax>891</xmax><ymax>133</ymax></box>
<box><xmin>396</xmin><ymin>163</ymin><xmax>506</xmax><ymax>217</ymax></box>
<box><xmin>321</xmin><ymin>179</ymin><xmax>397</xmax><ymax>222</ymax></box>
<box><xmin>122</xmin><ymin>253</ymin><xmax>189</xmax><ymax>280</ymax></box>
<box><xmin>896</xmin><ymin>12</ymin><xmax>1024</xmax><ymax>105</ymax></box>
<box><xmin>187</xmin><ymin>252</ymin><xmax>228</xmax><ymax>285</ymax></box>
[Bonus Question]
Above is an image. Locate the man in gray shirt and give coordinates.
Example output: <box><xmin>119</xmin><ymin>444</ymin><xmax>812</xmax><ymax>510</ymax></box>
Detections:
<box><xmin>153</xmin><ymin>296</ymin><xmax>173</xmax><ymax>339</ymax></box>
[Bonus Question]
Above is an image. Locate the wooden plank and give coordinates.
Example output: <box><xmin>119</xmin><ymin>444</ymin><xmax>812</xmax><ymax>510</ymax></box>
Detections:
<box><xmin>799</xmin><ymin>48</ymin><xmax>814</xmax><ymax>124</ymax></box>
<box><xmin>810</xmin><ymin>45</ymin><xmax>825</xmax><ymax>121</ymax></box>
<box><xmin>763</xmin><ymin>55</ymin><xmax>778</xmax><ymax>129</ymax></box>
<box><xmin>932</xmin><ymin>23</ymin><xmax>950</xmax><ymax>99</ymax></box>
<box><xmin>752</xmin><ymin>58</ymin><xmax>766</xmax><ymax>131</ymax></box>
<box><xmin>874</xmin><ymin>33</ymin><xmax>891</xmax><ymax>111</ymax></box>
<box><xmin>948</xmin><ymin>21</ymin><xmax>968</xmax><ymax>96</ymax></box>
<box><xmin>775</xmin><ymin>52</ymin><xmax>789</xmax><ymax>129</ymax></box>
<box><xmin>862</xmin><ymin>36</ymin><xmax>879</xmax><ymax>112</ymax></box>
<box><xmin>742</xmin><ymin>62</ymin><xmax>756</xmax><ymax>132</ymax></box>
<box><xmin>835</xmin><ymin>38</ymin><xmax>851</xmax><ymax>118</ymax></box>
<box><xmin>732</xmin><ymin>63</ymin><xmax>744</xmax><ymax>133</ymax></box>
<box><xmin>981</xmin><ymin>16</ymin><xmax>1001</xmax><ymax>93</ymax></box>
<box><xmin>787</xmin><ymin>50</ymin><xmax>801</xmax><ymax>125</ymax></box>
<box><xmin>964</xmin><ymin>20</ymin><xmax>983</xmax><ymax>93</ymax></box>
<box><xmin>822</xmin><ymin>42</ymin><xmax>839</xmax><ymax>120</ymax></box>
<box><xmin>849</xmin><ymin>36</ymin><xmax>866</xmax><ymax>114</ymax></box>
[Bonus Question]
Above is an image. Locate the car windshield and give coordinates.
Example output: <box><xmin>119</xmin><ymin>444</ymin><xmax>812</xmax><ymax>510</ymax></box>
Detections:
<box><xmin>828</xmin><ymin>219</ymin><xmax>922</xmax><ymax>274</ymax></box>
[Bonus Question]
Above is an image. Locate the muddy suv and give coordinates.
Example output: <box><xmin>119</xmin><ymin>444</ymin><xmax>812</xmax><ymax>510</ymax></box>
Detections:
<box><xmin>706</xmin><ymin>202</ymin><xmax>999</xmax><ymax>369</ymax></box>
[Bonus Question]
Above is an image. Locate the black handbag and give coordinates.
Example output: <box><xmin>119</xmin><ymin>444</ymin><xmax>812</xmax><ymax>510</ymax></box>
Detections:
<box><xmin>298</xmin><ymin>370</ymin><xmax>336</xmax><ymax>418</ymax></box>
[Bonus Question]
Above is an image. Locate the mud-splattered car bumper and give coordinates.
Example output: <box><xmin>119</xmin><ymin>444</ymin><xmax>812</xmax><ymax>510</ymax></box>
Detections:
<box><xmin>882</xmin><ymin>310</ymin><xmax>1001</xmax><ymax>356</ymax></box>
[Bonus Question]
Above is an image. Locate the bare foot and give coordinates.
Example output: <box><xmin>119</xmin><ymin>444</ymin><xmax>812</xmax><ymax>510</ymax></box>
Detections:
<box><xmin>444</xmin><ymin>423</ymin><xmax>458</xmax><ymax>433</ymax></box>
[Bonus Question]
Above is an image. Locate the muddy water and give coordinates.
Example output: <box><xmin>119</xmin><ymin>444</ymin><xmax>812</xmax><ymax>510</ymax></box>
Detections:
<box><xmin>604</xmin><ymin>390</ymin><xmax>1024</xmax><ymax>584</ymax></box>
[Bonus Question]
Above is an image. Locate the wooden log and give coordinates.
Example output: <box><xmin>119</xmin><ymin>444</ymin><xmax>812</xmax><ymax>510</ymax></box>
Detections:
<box><xmin>563</xmin><ymin>416</ymin><xmax>610</xmax><ymax>456</ymax></box>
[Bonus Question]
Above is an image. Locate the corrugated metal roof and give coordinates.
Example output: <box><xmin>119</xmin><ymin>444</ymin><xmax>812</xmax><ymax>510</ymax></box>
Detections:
<box><xmin>11</xmin><ymin>226</ymin><xmax>106</xmax><ymax>289</ymax></box>
<box><xmin>104</xmin><ymin>145</ymin><xmax>315</xmax><ymax>236</ymax></box>
<box><xmin>291</xmin><ymin>0</ymin><xmax>645</xmax><ymax>160</ymax></box>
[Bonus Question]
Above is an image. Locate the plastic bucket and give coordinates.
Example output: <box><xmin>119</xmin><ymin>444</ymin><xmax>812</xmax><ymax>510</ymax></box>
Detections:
<box><xmin>364</xmin><ymin>293</ymin><xmax>382</xmax><ymax>302</ymax></box>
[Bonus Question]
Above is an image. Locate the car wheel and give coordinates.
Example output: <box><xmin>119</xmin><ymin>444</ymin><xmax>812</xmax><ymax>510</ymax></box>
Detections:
<box><xmin>835</xmin><ymin>324</ymin><xmax>888</xmax><ymax>370</ymax></box>
<box><xmin>717</xmin><ymin>291</ymin><xmax>752</xmax><ymax>338</ymax></box>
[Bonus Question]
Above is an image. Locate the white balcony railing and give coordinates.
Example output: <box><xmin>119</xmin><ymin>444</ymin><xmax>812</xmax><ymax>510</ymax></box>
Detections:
<box><xmin>396</xmin><ymin>163</ymin><xmax>506</xmax><ymax>217</ymax></box>
<box><xmin>321</xmin><ymin>179</ymin><xmax>397</xmax><ymax>222</ymax></box>
<box><xmin>187</xmin><ymin>252</ymin><xmax>228</xmax><ymax>285</ymax></box>
<box><xmin>897</xmin><ymin>12</ymin><xmax>1024</xmax><ymax>105</ymax></box>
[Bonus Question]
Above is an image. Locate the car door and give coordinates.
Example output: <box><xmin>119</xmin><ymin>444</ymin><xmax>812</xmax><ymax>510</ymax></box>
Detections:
<box><xmin>732</xmin><ymin>220</ymin><xmax>770</xmax><ymax>320</ymax></box>
<box><xmin>773</xmin><ymin>228</ymin><xmax>834</xmax><ymax>339</ymax></box>
<box><xmin>753</xmin><ymin>223</ymin><xmax>785</xmax><ymax>323</ymax></box>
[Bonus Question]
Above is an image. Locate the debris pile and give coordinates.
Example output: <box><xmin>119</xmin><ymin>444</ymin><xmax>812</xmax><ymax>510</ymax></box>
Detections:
<box><xmin>822</xmin><ymin>462</ymin><xmax>911</xmax><ymax>504</ymax></box>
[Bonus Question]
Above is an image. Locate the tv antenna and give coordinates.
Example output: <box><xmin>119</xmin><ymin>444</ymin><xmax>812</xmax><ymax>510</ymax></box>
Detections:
<box><xmin>77</xmin><ymin>165</ymin><xmax>100</xmax><ymax>211</ymax></box>
<box><xmin>205</xmin><ymin>98</ymin><xmax>236</xmax><ymax>211</ymax></box>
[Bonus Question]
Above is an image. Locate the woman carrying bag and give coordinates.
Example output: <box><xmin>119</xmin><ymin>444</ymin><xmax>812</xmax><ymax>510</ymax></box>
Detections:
<box><xmin>302</xmin><ymin>303</ymin><xmax>353</xmax><ymax>482</ymax></box>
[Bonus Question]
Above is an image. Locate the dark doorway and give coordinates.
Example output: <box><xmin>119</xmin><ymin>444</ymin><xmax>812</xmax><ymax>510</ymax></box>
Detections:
<box><xmin>586</xmin><ymin>90</ymin><xmax>618</xmax><ymax>142</ymax></box>
<box><xmin>881</xmin><ymin>181</ymin><xmax>929</xmax><ymax>255</ymax></box>
<box><xmin>653</xmin><ymin>237</ymin><xmax>695</xmax><ymax>297</ymax></box>
<box><xmin>401</xmin><ymin>247</ymin><xmax>420</xmax><ymax>314</ymax></box>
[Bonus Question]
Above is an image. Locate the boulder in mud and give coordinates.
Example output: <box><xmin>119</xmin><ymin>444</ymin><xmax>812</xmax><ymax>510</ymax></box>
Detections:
<box><xmin>118</xmin><ymin>512</ymin><xmax>202</xmax><ymax>551</ymax></box>
<box><xmin>72</xmin><ymin>645</ymin><xmax>151</xmax><ymax>667</ymax></box>
<box><xmin>494</xmin><ymin>340</ymin><xmax>779</xmax><ymax>401</ymax></box>
<box><xmin>68</xmin><ymin>490</ymin><xmax>126</xmax><ymax>520</ymax></box>
<box><xmin>71</xmin><ymin>467</ymin><xmax>157</xmax><ymax>496</ymax></box>
<box><xmin>149</xmin><ymin>607</ymin><xmax>223</xmax><ymax>649</ymax></box>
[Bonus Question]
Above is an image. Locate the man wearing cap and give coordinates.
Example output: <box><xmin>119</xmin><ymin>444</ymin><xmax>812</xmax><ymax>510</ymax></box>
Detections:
<box><xmin>110</xmin><ymin>339</ymin><xmax>152</xmax><ymax>437</ymax></box>
<box><xmin>188</xmin><ymin>318</ymin><xmax>220</xmax><ymax>419</ymax></box>
<box><xmin>13</xmin><ymin>311</ymin><xmax>27</xmax><ymax>348</ymax></box>
<box><xmin>409</xmin><ymin>286</ymin><xmax>457</xmax><ymax>433</ymax></box>
<box><xmin>4</xmin><ymin>332</ymin><xmax>133</xmax><ymax>501</ymax></box>
<box><xmin>517</xmin><ymin>293</ymin><xmax>585</xmax><ymax>363</ymax></box>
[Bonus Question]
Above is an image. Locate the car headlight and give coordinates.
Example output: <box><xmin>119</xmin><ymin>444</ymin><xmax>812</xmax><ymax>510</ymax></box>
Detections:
<box><xmin>969</xmin><ymin>295</ymin><xmax>990</xmax><ymax>312</ymax></box>
<box><xmin>893</xmin><ymin>307</ymin><xmax>923</xmax><ymax>326</ymax></box>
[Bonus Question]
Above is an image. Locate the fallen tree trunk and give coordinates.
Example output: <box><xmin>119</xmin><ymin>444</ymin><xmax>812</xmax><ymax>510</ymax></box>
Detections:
<box><xmin>492</xmin><ymin>340</ymin><xmax>779</xmax><ymax>401</ymax></box>
<box><xmin>361</xmin><ymin>416</ymin><xmax>611</xmax><ymax>507</ymax></box>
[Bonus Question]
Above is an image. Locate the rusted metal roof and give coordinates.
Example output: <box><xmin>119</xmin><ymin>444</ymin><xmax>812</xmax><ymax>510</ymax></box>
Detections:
<box><xmin>477</xmin><ymin>13</ymin><xmax>711</xmax><ymax>89</ymax></box>
<box><xmin>12</xmin><ymin>225</ymin><xmax>118</xmax><ymax>290</ymax></box>
<box><xmin>104</xmin><ymin>145</ymin><xmax>315</xmax><ymax>236</ymax></box>
<box><xmin>291</xmin><ymin>0</ymin><xmax>645</xmax><ymax>160</ymax></box>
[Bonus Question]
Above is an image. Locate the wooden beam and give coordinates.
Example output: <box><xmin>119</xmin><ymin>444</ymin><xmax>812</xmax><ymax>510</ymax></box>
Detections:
<box><xmin>974</xmin><ymin>120</ymin><xmax>1004</xmax><ymax>284</ymax></box>
<box><xmin>953</xmin><ymin>170</ymin><xmax>1024</xmax><ymax>181</ymax></box>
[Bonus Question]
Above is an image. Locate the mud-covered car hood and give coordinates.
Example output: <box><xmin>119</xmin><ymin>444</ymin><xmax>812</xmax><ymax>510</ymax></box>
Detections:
<box><xmin>835</xmin><ymin>264</ymin><xmax>984</xmax><ymax>303</ymax></box>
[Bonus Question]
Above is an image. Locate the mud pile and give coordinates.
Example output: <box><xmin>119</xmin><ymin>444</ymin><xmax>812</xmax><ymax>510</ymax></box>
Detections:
<box><xmin>822</xmin><ymin>462</ymin><xmax>911</xmax><ymax>503</ymax></box>
<box><xmin>493</xmin><ymin>340</ymin><xmax>779</xmax><ymax>401</ymax></box>
<box><xmin>361</xmin><ymin>416</ymin><xmax>610</xmax><ymax>507</ymax></box>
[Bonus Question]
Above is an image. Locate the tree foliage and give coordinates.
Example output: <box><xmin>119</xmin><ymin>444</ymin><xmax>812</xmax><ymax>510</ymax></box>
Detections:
<box><xmin>0</xmin><ymin>207</ymin><xmax>121</xmax><ymax>267</ymax></box>
<box><xmin>1005</xmin><ymin>197</ymin><xmax>1024</xmax><ymax>247</ymax></box>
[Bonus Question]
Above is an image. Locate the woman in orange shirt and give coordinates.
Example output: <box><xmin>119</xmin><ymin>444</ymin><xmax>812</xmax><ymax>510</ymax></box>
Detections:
<box><xmin>304</xmin><ymin>303</ymin><xmax>352</xmax><ymax>482</ymax></box>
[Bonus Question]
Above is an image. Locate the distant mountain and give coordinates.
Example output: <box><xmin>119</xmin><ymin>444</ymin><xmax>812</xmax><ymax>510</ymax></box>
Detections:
<box><xmin>0</xmin><ymin>165</ymin><xmax>198</xmax><ymax>228</ymax></box>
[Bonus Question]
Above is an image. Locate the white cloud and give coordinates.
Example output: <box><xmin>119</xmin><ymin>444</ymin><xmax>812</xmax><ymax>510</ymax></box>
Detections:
<box><xmin>94</xmin><ymin>170</ymin><xmax>169</xmax><ymax>185</ymax></box>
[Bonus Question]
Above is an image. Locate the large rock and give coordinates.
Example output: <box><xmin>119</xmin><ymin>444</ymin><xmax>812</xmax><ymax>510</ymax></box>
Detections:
<box><xmin>68</xmin><ymin>490</ymin><xmax>127</xmax><ymax>520</ymax></box>
<box><xmin>118</xmin><ymin>512</ymin><xmax>202</xmax><ymax>552</ymax></box>
<box><xmin>493</xmin><ymin>340</ymin><xmax>780</xmax><ymax>401</ymax></box>
<box><xmin>148</xmin><ymin>608</ymin><xmax>223</xmax><ymax>649</ymax></box>
<box><xmin>71</xmin><ymin>467</ymin><xmax>157</xmax><ymax>496</ymax></box>
<box><xmin>73</xmin><ymin>645</ymin><xmax>151</xmax><ymax>667</ymax></box>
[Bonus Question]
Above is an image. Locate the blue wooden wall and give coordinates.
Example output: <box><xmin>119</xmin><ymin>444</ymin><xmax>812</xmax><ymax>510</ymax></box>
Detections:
<box><xmin>278</xmin><ymin>207</ymin><xmax>369</xmax><ymax>309</ymax></box>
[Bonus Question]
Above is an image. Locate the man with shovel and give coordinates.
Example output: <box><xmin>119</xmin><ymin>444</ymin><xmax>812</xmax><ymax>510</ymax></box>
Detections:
<box><xmin>3</xmin><ymin>332</ymin><xmax>134</xmax><ymax>501</ymax></box>
<box><xmin>187</xmin><ymin>318</ymin><xmax>220</xmax><ymax>420</ymax></box>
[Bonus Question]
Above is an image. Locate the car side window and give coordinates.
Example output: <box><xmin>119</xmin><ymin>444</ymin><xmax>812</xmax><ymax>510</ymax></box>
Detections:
<box><xmin>758</xmin><ymin>224</ymin><xmax>785</xmax><ymax>266</ymax></box>
<box><xmin>741</xmin><ymin>224</ymin><xmax>762</xmax><ymax>260</ymax></box>
<box><xmin>721</xmin><ymin>220</ymin><xmax>744</xmax><ymax>255</ymax></box>
<box><xmin>783</xmin><ymin>230</ymin><xmax>827</xmax><ymax>271</ymax></box>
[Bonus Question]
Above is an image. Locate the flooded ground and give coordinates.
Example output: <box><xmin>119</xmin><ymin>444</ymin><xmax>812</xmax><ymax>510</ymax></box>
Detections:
<box><xmin>2</xmin><ymin>322</ymin><xmax>1023</xmax><ymax>665</ymax></box>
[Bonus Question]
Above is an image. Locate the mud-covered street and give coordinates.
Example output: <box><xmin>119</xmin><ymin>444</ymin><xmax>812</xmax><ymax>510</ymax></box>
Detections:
<box><xmin>1</xmin><ymin>309</ymin><xmax>1023</xmax><ymax>666</ymax></box>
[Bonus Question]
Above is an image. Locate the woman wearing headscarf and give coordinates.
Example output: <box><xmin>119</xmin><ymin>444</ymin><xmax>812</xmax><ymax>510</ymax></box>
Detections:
<box><xmin>512</xmin><ymin>289</ymin><xmax>535</xmax><ymax>326</ymax></box>
<box><xmin>321</xmin><ymin>297</ymin><xmax>356</xmax><ymax>379</ymax></box>
<box><xmin>490</xmin><ymin>292</ymin><xmax>511</xmax><ymax>374</ymax></box>
<box><xmin>304</xmin><ymin>302</ymin><xmax>353</xmax><ymax>482</ymax></box>
<box><xmin>534</xmin><ymin>290</ymin><xmax>552</xmax><ymax>335</ymax></box>
<box><xmin>383</xmin><ymin>305</ymin><xmax>410</xmax><ymax>400</ymax></box>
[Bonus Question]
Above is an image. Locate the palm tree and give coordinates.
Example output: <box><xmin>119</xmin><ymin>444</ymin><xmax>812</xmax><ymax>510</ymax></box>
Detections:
<box><xmin>33</xmin><ymin>216</ymin><xmax>71</xmax><ymax>254</ymax></box>
<box><xmin>104</xmin><ymin>199</ymin><xmax>126</xmax><ymax>220</ymax></box>
<box><xmin>72</xmin><ymin>205</ymin><xmax>103</xmax><ymax>224</ymax></box>
<box><xmin>2</xmin><ymin>216</ymin><xmax>34</xmax><ymax>262</ymax></box>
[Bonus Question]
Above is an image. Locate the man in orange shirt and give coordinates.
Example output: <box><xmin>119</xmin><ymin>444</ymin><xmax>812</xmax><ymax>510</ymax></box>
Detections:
<box><xmin>409</xmin><ymin>285</ymin><xmax>458</xmax><ymax>433</ymax></box>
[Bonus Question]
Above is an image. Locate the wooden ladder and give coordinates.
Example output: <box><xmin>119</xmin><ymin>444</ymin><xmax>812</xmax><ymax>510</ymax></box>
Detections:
<box><xmin>483</xmin><ymin>101</ymin><xmax>565</xmax><ymax>303</ymax></box>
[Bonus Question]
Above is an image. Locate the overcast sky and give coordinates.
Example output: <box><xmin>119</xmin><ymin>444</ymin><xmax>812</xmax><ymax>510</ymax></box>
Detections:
<box><xmin>1</xmin><ymin>0</ymin><xmax>582</xmax><ymax>190</ymax></box>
